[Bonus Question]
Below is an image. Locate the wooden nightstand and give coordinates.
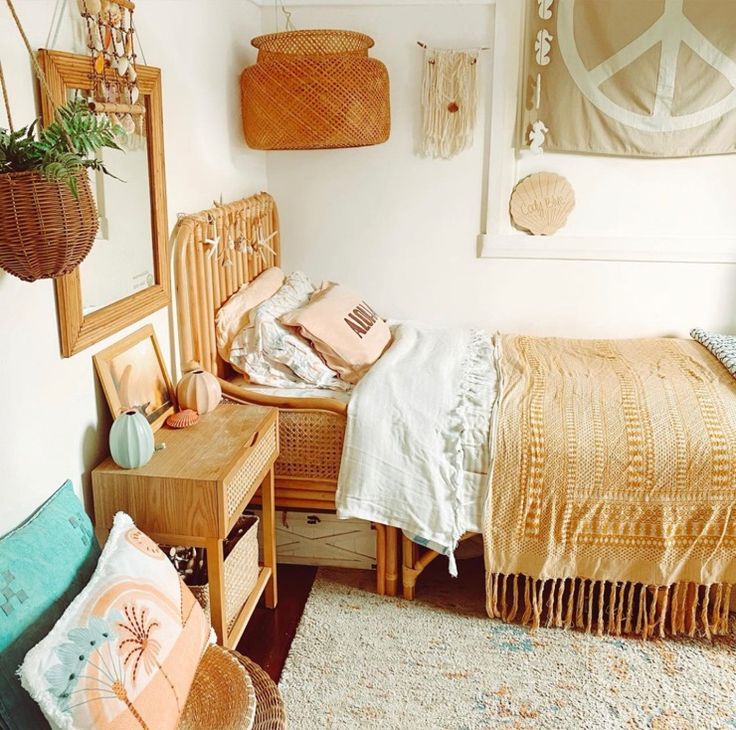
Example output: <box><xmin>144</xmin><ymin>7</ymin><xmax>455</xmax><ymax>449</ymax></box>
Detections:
<box><xmin>92</xmin><ymin>404</ymin><xmax>279</xmax><ymax>648</ymax></box>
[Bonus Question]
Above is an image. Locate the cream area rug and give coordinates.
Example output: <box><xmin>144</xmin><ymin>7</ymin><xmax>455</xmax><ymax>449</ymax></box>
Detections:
<box><xmin>278</xmin><ymin>562</ymin><xmax>736</xmax><ymax>730</ymax></box>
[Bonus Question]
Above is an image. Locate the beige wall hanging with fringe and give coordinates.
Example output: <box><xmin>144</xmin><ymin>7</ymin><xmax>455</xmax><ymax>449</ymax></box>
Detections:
<box><xmin>419</xmin><ymin>43</ymin><xmax>481</xmax><ymax>159</ymax></box>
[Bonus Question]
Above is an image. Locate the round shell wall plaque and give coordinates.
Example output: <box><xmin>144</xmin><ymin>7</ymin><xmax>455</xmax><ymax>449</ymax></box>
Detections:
<box><xmin>509</xmin><ymin>172</ymin><xmax>575</xmax><ymax>236</ymax></box>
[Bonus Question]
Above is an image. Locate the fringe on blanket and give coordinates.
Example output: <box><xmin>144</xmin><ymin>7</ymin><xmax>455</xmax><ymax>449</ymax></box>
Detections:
<box><xmin>487</xmin><ymin>573</ymin><xmax>733</xmax><ymax>640</ymax></box>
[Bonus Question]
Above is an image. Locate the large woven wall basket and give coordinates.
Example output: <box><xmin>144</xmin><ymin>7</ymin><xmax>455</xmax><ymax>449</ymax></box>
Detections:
<box><xmin>241</xmin><ymin>29</ymin><xmax>391</xmax><ymax>150</ymax></box>
<box><xmin>0</xmin><ymin>170</ymin><xmax>98</xmax><ymax>282</ymax></box>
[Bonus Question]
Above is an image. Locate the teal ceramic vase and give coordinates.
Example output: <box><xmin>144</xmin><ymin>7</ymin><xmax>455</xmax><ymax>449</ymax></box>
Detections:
<box><xmin>109</xmin><ymin>409</ymin><xmax>154</xmax><ymax>469</ymax></box>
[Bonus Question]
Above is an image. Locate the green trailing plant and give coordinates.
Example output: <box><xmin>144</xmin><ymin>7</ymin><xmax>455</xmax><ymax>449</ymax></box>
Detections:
<box><xmin>0</xmin><ymin>98</ymin><xmax>122</xmax><ymax>197</ymax></box>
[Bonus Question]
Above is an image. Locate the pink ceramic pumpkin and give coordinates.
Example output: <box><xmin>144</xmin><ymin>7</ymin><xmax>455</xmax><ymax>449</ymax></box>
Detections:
<box><xmin>176</xmin><ymin>361</ymin><xmax>222</xmax><ymax>414</ymax></box>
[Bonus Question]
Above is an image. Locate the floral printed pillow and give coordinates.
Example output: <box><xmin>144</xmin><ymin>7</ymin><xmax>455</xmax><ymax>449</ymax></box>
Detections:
<box><xmin>18</xmin><ymin>513</ymin><xmax>210</xmax><ymax>730</ymax></box>
<box><xmin>229</xmin><ymin>270</ymin><xmax>350</xmax><ymax>391</ymax></box>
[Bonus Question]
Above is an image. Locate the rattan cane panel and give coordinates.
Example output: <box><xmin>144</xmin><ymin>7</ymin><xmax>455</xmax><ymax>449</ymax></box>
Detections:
<box><xmin>224</xmin><ymin>518</ymin><xmax>260</xmax><ymax>632</ymax></box>
<box><xmin>275</xmin><ymin>409</ymin><xmax>345</xmax><ymax>483</ymax></box>
<box><xmin>225</xmin><ymin>422</ymin><xmax>278</xmax><ymax>517</ymax></box>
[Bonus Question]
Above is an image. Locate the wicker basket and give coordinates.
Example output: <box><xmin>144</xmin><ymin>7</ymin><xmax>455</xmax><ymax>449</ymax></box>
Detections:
<box><xmin>179</xmin><ymin>645</ymin><xmax>257</xmax><ymax>730</ymax></box>
<box><xmin>0</xmin><ymin>170</ymin><xmax>98</xmax><ymax>282</ymax></box>
<box><xmin>191</xmin><ymin>514</ymin><xmax>260</xmax><ymax>632</ymax></box>
<box><xmin>232</xmin><ymin>652</ymin><xmax>287</xmax><ymax>730</ymax></box>
<box><xmin>241</xmin><ymin>29</ymin><xmax>390</xmax><ymax>150</ymax></box>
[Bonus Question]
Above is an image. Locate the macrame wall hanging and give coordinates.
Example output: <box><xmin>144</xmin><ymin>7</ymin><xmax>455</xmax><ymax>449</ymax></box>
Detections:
<box><xmin>419</xmin><ymin>42</ymin><xmax>482</xmax><ymax>160</ymax></box>
<box><xmin>76</xmin><ymin>0</ymin><xmax>144</xmax><ymax>147</ymax></box>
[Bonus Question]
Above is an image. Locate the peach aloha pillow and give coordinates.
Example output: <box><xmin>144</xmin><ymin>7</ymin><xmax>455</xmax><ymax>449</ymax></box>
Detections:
<box><xmin>215</xmin><ymin>266</ymin><xmax>284</xmax><ymax>361</ymax></box>
<box><xmin>19</xmin><ymin>512</ymin><xmax>210</xmax><ymax>730</ymax></box>
<box><xmin>280</xmin><ymin>282</ymin><xmax>391</xmax><ymax>383</ymax></box>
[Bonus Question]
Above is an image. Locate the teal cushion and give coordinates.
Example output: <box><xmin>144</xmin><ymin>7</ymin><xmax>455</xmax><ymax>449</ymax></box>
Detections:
<box><xmin>0</xmin><ymin>481</ymin><xmax>99</xmax><ymax>730</ymax></box>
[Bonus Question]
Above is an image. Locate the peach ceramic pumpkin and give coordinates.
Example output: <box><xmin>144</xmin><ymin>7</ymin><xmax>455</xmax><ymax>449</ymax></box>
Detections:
<box><xmin>176</xmin><ymin>361</ymin><xmax>222</xmax><ymax>414</ymax></box>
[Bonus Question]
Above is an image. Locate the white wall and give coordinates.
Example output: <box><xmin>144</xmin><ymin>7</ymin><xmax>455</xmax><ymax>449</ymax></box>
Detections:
<box><xmin>264</xmin><ymin>4</ymin><xmax>736</xmax><ymax>334</ymax></box>
<box><xmin>0</xmin><ymin>0</ymin><xmax>268</xmax><ymax>532</ymax></box>
<box><xmin>4</xmin><ymin>0</ymin><xmax>736</xmax><ymax>532</ymax></box>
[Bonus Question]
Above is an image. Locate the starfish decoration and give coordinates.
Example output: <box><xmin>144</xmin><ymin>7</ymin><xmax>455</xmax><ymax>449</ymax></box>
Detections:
<box><xmin>256</xmin><ymin>230</ymin><xmax>278</xmax><ymax>254</ymax></box>
<box><xmin>211</xmin><ymin>195</ymin><xmax>240</xmax><ymax>260</ymax></box>
<box><xmin>203</xmin><ymin>213</ymin><xmax>221</xmax><ymax>259</ymax></box>
<box><xmin>254</xmin><ymin>218</ymin><xmax>278</xmax><ymax>258</ymax></box>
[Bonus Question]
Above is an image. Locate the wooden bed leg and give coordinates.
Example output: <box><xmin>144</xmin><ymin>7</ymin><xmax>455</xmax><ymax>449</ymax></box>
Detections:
<box><xmin>385</xmin><ymin>526</ymin><xmax>399</xmax><ymax>597</ymax></box>
<box><xmin>402</xmin><ymin>534</ymin><xmax>417</xmax><ymax>601</ymax></box>
<box><xmin>374</xmin><ymin>523</ymin><xmax>386</xmax><ymax>596</ymax></box>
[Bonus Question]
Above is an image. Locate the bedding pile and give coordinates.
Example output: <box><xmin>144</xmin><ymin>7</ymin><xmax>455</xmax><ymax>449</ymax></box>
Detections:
<box><xmin>216</xmin><ymin>267</ymin><xmax>390</xmax><ymax>391</ymax></box>
<box><xmin>336</xmin><ymin>323</ymin><xmax>496</xmax><ymax>573</ymax></box>
<box><xmin>486</xmin><ymin>335</ymin><xmax>736</xmax><ymax>638</ymax></box>
<box><xmin>231</xmin><ymin>270</ymin><xmax>348</xmax><ymax>390</ymax></box>
<box><xmin>218</xmin><ymin>262</ymin><xmax>736</xmax><ymax>640</ymax></box>
<box><xmin>339</xmin><ymin>326</ymin><xmax>736</xmax><ymax>639</ymax></box>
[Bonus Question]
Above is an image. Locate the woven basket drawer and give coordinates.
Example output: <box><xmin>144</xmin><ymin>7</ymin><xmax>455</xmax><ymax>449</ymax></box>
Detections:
<box><xmin>190</xmin><ymin>515</ymin><xmax>260</xmax><ymax>631</ymax></box>
<box><xmin>225</xmin><ymin>420</ymin><xmax>278</xmax><ymax>518</ymax></box>
<box><xmin>224</xmin><ymin>515</ymin><xmax>259</xmax><ymax>631</ymax></box>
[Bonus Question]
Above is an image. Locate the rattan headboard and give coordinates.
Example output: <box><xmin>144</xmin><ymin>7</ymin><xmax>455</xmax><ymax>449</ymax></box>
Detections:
<box><xmin>173</xmin><ymin>192</ymin><xmax>280</xmax><ymax>378</ymax></box>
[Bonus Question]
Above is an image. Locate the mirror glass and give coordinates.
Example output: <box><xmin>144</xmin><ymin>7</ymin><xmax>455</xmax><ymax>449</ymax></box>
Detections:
<box><xmin>44</xmin><ymin>49</ymin><xmax>170</xmax><ymax>358</ymax></box>
<box><xmin>79</xmin><ymin>132</ymin><xmax>155</xmax><ymax>315</ymax></box>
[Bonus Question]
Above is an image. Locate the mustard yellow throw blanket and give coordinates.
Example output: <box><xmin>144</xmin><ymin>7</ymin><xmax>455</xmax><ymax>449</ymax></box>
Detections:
<box><xmin>485</xmin><ymin>336</ymin><xmax>736</xmax><ymax>638</ymax></box>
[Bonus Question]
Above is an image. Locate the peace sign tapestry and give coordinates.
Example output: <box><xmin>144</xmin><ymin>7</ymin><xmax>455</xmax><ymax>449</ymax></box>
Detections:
<box><xmin>519</xmin><ymin>0</ymin><xmax>736</xmax><ymax>158</ymax></box>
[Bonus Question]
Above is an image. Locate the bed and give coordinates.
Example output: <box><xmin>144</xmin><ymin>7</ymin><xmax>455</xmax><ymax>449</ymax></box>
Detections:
<box><xmin>171</xmin><ymin>192</ymin><xmax>399</xmax><ymax>595</ymax></box>
<box><xmin>172</xmin><ymin>193</ymin><xmax>736</xmax><ymax>639</ymax></box>
<box><xmin>340</xmin><ymin>325</ymin><xmax>736</xmax><ymax>639</ymax></box>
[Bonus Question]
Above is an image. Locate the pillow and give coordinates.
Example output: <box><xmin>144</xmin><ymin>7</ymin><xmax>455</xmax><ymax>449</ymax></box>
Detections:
<box><xmin>280</xmin><ymin>282</ymin><xmax>391</xmax><ymax>383</ymax></box>
<box><xmin>19</xmin><ymin>513</ymin><xmax>210</xmax><ymax>730</ymax></box>
<box><xmin>0</xmin><ymin>481</ymin><xmax>99</xmax><ymax>730</ymax></box>
<box><xmin>691</xmin><ymin>328</ymin><xmax>736</xmax><ymax>378</ymax></box>
<box><xmin>215</xmin><ymin>266</ymin><xmax>284</xmax><ymax>361</ymax></box>
<box><xmin>230</xmin><ymin>271</ymin><xmax>349</xmax><ymax>390</ymax></box>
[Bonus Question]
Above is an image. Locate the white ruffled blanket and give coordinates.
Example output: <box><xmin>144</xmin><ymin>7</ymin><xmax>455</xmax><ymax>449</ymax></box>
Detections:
<box><xmin>336</xmin><ymin>324</ymin><xmax>497</xmax><ymax>574</ymax></box>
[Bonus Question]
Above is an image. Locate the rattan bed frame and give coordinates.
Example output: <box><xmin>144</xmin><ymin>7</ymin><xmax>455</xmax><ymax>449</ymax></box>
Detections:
<box><xmin>172</xmin><ymin>192</ymin><xmax>398</xmax><ymax>595</ymax></box>
<box><xmin>402</xmin><ymin>533</ymin><xmax>477</xmax><ymax>600</ymax></box>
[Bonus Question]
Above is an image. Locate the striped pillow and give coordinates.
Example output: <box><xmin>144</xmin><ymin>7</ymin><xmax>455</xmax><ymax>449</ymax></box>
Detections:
<box><xmin>690</xmin><ymin>328</ymin><xmax>736</xmax><ymax>378</ymax></box>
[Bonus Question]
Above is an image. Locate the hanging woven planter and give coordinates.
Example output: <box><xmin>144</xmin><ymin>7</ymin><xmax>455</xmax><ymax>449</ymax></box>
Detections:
<box><xmin>0</xmin><ymin>0</ymin><xmax>117</xmax><ymax>283</ymax></box>
<box><xmin>241</xmin><ymin>29</ymin><xmax>390</xmax><ymax>150</ymax></box>
<box><xmin>0</xmin><ymin>170</ymin><xmax>99</xmax><ymax>282</ymax></box>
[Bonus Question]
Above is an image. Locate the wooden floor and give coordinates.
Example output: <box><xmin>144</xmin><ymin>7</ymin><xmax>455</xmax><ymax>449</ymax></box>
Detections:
<box><xmin>237</xmin><ymin>564</ymin><xmax>317</xmax><ymax>682</ymax></box>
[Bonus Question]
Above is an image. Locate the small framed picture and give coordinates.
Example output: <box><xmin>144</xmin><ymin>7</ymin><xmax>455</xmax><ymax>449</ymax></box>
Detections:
<box><xmin>93</xmin><ymin>325</ymin><xmax>175</xmax><ymax>431</ymax></box>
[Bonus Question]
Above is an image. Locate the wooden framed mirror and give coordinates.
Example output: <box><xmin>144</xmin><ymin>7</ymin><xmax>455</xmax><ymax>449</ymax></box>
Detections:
<box><xmin>37</xmin><ymin>50</ymin><xmax>169</xmax><ymax>357</ymax></box>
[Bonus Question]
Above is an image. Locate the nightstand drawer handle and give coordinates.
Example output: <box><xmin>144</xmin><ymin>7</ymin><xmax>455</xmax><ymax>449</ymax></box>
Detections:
<box><xmin>245</xmin><ymin>431</ymin><xmax>260</xmax><ymax>450</ymax></box>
